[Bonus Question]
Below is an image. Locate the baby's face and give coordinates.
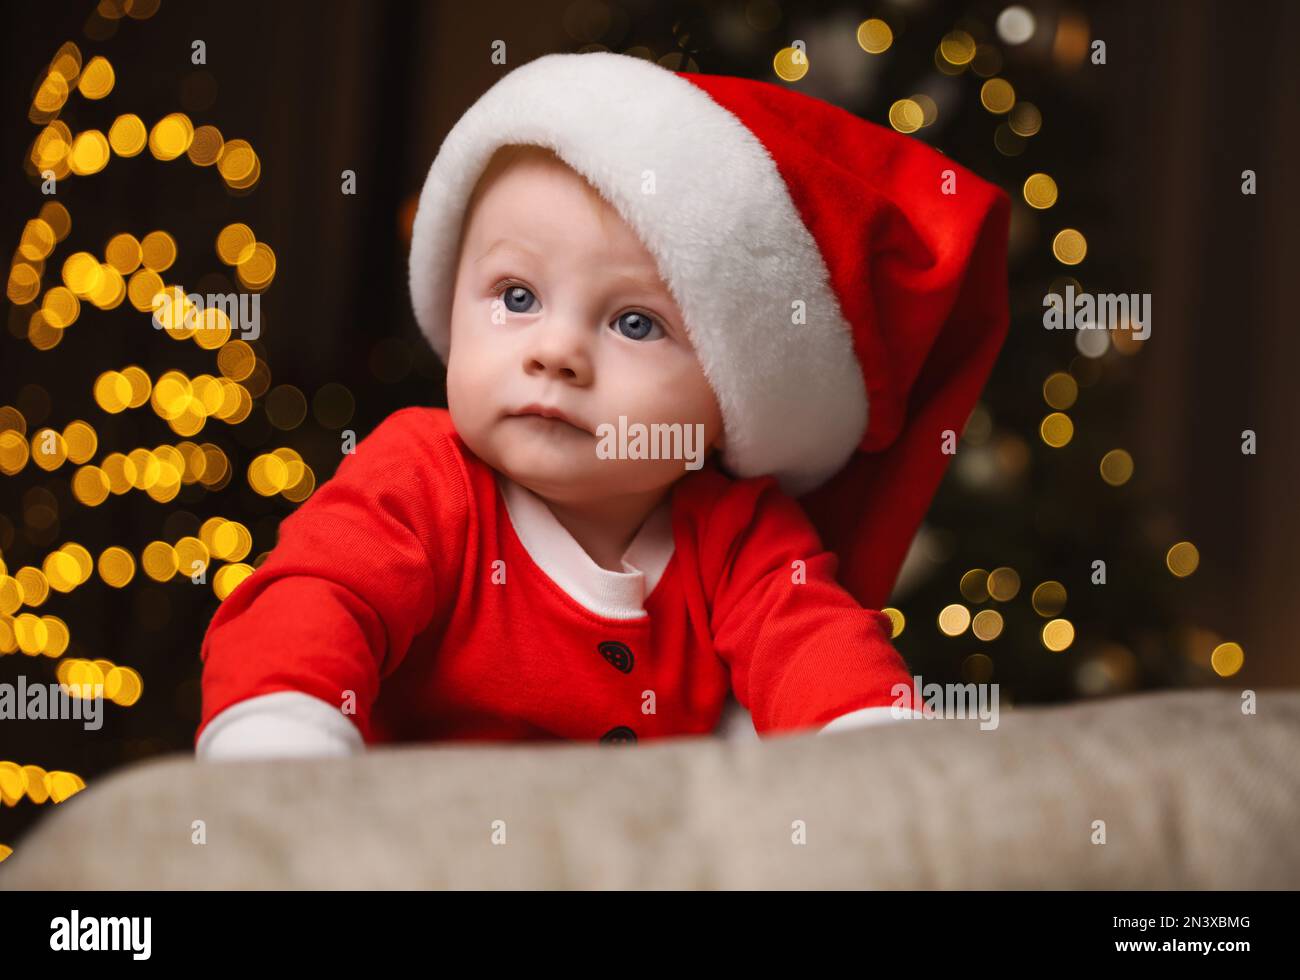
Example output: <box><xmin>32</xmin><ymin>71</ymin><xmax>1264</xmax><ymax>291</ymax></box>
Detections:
<box><xmin>446</xmin><ymin>149</ymin><xmax>724</xmax><ymax>509</ymax></box>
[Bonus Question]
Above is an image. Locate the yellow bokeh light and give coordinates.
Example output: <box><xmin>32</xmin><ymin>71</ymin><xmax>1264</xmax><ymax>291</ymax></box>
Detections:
<box><xmin>93</xmin><ymin>370</ymin><xmax>133</xmax><ymax>413</ymax></box>
<box><xmin>40</xmin><ymin>200</ymin><xmax>71</xmax><ymax>241</ymax></box>
<box><xmin>935</xmin><ymin>45</ymin><xmax>966</xmax><ymax>76</ymax></box>
<box><xmin>19</xmin><ymin>219</ymin><xmax>56</xmax><ymax>262</ymax></box>
<box><xmin>0</xmin><ymin>576</ymin><xmax>25</xmax><ymax>615</ymax></box>
<box><xmin>108</xmin><ymin>113</ymin><xmax>147</xmax><ymax>156</ymax></box>
<box><xmin>248</xmin><ymin>453</ymin><xmax>288</xmax><ymax>496</ymax></box>
<box><xmin>1042</xmin><ymin>371</ymin><xmax>1078</xmax><ymax>410</ymax></box>
<box><xmin>8</xmin><ymin>263</ymin><xmax>42</xmax><ymax>305</ymax></box>
<box><xmin>217</xmin><ymin>340</ymin><xmax>256</xmax><ymax>382</ymax></box>
<box><xmin>1210</xmin><ymin>642</ymin><xmax>1244</xmax><ymax>677</ymax></box>
<box><xmin>0</xmin><ymin>762</ymin><xmax>26</xmax><ymax>801</ymax></box>
<box><xmin>236</xmin><ymin>242</ymin><xmax>277</xmax><ymax>291</ymax></box>
<box><xmin>68</xmin><ymin>130</ymin><xmax>111</xmax><ymax>175</ymax></box>
<box><xmin>60</xmin><ymin>544</ymin><xmax>93</xmax><ymax>585</ymax></box>
<box><xmin>880</xmin><ymin>606</ymin><xmax>904</xmax><ymax>638</ymax></box>
<box><xmin>105</xmin><ymin>666</ymin><xmax>144</xmax><ymax>706</ymax></box>
<box><xmin>105</xmin><ymin>233</ymin><xmax>143</xmax><ymax>275</ymax></box>
<box><xmin>30</xmin><ymin>428</ymin><xmax>69</xmax><ymax>471</ymax></box>
<box><xmin>1099</xmin><ymin>449</ymin><xmax>1134</xmax><ymax>486</ymax></box>
<box><xmin>0</xmin><ymin>431</ymin><xmax>32</xmax><ymax>476</ymax></box>
<box><xmin>46</xmin><ymin>770</ymin><xmax>86</xmax><ymax>803</ymax></box>
<box><xmin>938</xmin><ymin>603</ymin><xmax>971</xmax><ymax>636</ymax></box>
<box><xmin>43</xmin><ymin>549</ymin><xmax>83</xmax><ymax>592</ymax></box>
<box><xmin>1052</xmin><ymin>228</ymin><xmax>1088</xmax><ymax>265</ymax></box>
<box><xmin>63</xmin><ymin>251</ymin><xmax>103</xmax><ymax>297</ymax></box>
<box><xmin>78</xmin><ymin>56</ymin><xmax>116</xmax><ymax>99</ymax></box>
<box><xmin>987</xmin><ymin>567</ymin><xmax>1021</xmax><ymax>602</ymax></box>
<box><xmin>1166</xmin><ymin>541</ymin><xmax>1200</xmax><ymax>578</ymax></box>
<box><xmin>49</xmin><ymin>42</ymin><xmax>83</xmax><ymax>84</ymax></box>
<box><xmin>40</xmin><ymin>615</ymin><xmax>70</xmax><ymax>657</ymax></box>
<box><xmin>175</xmin><ymin>536</ymin><xmax>211</xmax><ymax>576</ymax></box>
<box><xmin>939</xmin><ymin>30</ymin><xmax>976</xmax><ymax>66</ymax></box>
<box><xmin>126</xmin><ymin>448</ymin><xmax>162</xmax><ymax>490</ymax></box>
<box><xmin>217</xmin><ymin>138</ymin><xmax>258</xmax><ymax>184</ymax></box>
<box><xmin>97</xmin><ymin>546</ymin><xmax>136</xmax><ymax>588</ymax></box>
<box><xmin>772</xmin><ymin>46</ymin><xmax>809</xmax><ymax>81</ymax></box>
<box><xmin>88</xmin><ymin>264</ymin><xmax>126</xmax><ymax>310</ymax></box>
<box><xmin>971</xmin><ymin>609</ymin><xmax>1004</xmax><ymax>641</ymax></box>
<box><xmin>888</xmin><ymin>98</ymin><xmax>924</xmax><ymax>134</ymax></box>
<box><xmin>1009</xmin><ymin>101</ymin><xmax>1042</xmax><ymax>137</ymax></box>
<box><xmin>959</xmin><ymin>568</ymin><xmax>990</xmax><ymax>603</ymax></box>
<box><xmin>1031</xmin><ymin>581</ymin><xmax>1067</xmax><ymax>617</ymax></box>
<box><xmin>140</xmin><ymin>230</ymin><xmax>178</xmax><ymax>272</ymax></box>
<box><xmin>21</xmin><ymin>764</ymin><xmax>49</xmax><ymax>802</ymax></box>
<box><xmin>216</xmin><ymin>223</ymin><xmax>256</xmax><ymax>266</ymax></box>
<box><xmin>187</xmin><ymin>124</ymin><xmax>224</xmax><ymax>167</ymax></box>
<box><xmin>1042</xmin><ymin>618</ymin><xmax>1075</xmax><ymax>652</ymax></box>
<box><xmin>192</xmin><ymin>308</ymin><xmax>232</xmax><ymax>350</ymax></box>
<box><xmin>15</xmin><ymin>567</ymin><xmax>50</xmax><ymax>608</ymax></box>
<box><xmin>62</xmin><ymin>420</ymin><xmax>98</xmax><ymax>463</ymax></box>
<box><xmin>1039</xmin><ymin>411</ymin><xmax>1074</xmax><ymax>448</ymax></box>
<box><xmin>282</xmin><ymin>464</ymin><xmax>316</xmax><ymax>502</ymax></box>
<box><xmin>1023</xmin><ymin>173</ymin><xmax>1058</xmax><ymax>210</ymax></box>
<box><xmin>980</xmin><ymin>78</ymin><xmax>1015</xmax><ymax>114</ymax></box>
<box><xmin>856</xmin><ymin>19</ymin><xmax>893</xmax><ymax>54</ymax></box>
<box><xmin>14</xmin><ymin>613</ymin><xmax>49</xmax><ymax>654</ymax></box>
<box><xmin>149</xmin><ymin>113</ymin><xmax>195</xmax><ymax>161</ymax></box>
<box><xmin>213</xmin><ymin>563</ymin><xmax>255</xmax><ymax>600</ymax></box>
<box><xmin>142</xmin><ymin>541</ymin><xmax>179</xmax><ymax>582</ymax></box>
<box><xmin>32</xmin><ymin>72</ymin><xmax>69</xmax><ymax>114</ymax></box>
<box><xmin>72</xmin><ymin>465</ymin><xmax>111</xmax><ymax>506</ymax></box>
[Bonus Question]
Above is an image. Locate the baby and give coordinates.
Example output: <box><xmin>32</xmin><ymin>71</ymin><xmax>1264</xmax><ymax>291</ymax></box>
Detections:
<box><xmin>195</xmin><ymin>53</ymin><xmax>1009</xmax><ymax>758</ymax></box>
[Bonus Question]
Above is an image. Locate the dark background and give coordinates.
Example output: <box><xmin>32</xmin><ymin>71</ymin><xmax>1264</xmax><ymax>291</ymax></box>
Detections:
<box><xmin>2</xmin><ymin>0</ymin><xmax>1297</xmax><ymax>849</ymax></box>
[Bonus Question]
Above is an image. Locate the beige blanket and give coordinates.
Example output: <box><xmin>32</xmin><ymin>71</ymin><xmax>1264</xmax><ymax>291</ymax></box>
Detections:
<box><xmin>3</xmin><ymin>688</ymin><xmax>1297</xmax><ymax>888</ymax></box>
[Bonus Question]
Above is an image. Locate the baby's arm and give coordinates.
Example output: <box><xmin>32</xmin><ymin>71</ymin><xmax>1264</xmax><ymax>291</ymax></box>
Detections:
<box><xmin>704</xmin><ymin>478</ymin><xmax>919</xmax><ymax>737</ymax></box>
<box><xmin>195</xmin><ymin>408</ymin><xmax>467</xmax><ymax>761</ymax></box>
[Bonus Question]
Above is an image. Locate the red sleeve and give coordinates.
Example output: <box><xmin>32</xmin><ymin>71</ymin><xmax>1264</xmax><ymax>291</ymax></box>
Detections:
<box><xmin>701</xmin><ymin>476</ymin><xmax>914</xmax><ymax>735</ymax></box>
<box><xmin>195</xmin><ymin>407</ymin><xmax>470</xmax><ymax>747</ymax></box>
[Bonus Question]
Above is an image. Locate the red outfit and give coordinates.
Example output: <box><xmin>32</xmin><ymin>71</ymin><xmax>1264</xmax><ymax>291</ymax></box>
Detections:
<box><xmin>196</xmin><ymin>407</ymin><xmax>914</xmax><ymax>748</ymax></box>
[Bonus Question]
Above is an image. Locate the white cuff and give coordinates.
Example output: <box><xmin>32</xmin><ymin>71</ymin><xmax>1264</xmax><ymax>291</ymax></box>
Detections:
<box><xmin>196</xmin><ymin>691</ymin><xmax>365</xmax><ymax>760</ymax></box>
<box><xmin>818</xmin><ymin>704</ymin><xmax>924</xmax><ymax>734</ymax></box>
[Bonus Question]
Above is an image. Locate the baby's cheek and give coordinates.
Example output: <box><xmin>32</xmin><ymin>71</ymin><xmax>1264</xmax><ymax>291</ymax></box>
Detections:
<box><xmin>654</xmin><ymin>363</ymin><xmax>717</xmax><ymax>427</ymax></box>
<box><xmin>445</xmin><ymin>358</ymin><xmax>487</xmax><ymax>441</ymax></box>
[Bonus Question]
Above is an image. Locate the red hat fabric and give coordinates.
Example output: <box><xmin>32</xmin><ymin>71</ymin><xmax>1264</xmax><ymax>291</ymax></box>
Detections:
<box><xmin>676</xmin><ymin>70</ymin><xmax>1012</xmax><ymax>609</ymax></box>
<box><xmin>408</xmin><ymin>52</ymin><xmax>1010</xmax><ymax>611</ymax></box>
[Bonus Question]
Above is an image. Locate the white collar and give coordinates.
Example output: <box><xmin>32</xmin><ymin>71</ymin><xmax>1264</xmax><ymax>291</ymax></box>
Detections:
<box><xmin>495</xmin><ymin>473</ymin><xmax>675</xmax><ymax>620</ymax></box>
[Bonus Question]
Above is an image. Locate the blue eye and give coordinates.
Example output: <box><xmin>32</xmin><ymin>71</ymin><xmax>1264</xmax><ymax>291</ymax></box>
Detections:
<box><xmin>498</xmin><ymin>283</ymin><xmax>539</xmax><ymax>314</ymax></box>
<box><xmin>612</xmin><ymin>310</ymin><xmax>664</xmax><ymax>341</ymax></box>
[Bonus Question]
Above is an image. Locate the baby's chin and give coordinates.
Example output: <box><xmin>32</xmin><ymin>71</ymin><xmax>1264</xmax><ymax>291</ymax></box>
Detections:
<box><xmin>488</xmin><ymin>434</ymin><xmax>681</xmax><ymax>503</ymax></box>
<box><xmin>487</xmin><ymin>429</ymin><xmax>599</xmax><ymax>484</ymax></box>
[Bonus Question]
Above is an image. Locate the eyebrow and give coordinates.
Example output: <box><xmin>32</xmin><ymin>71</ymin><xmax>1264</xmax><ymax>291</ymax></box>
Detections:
<box><xmin>604</xmin><ymin>267</ymin><xmax>669</xmax><ymax>294</ymax></box>
<box><xmin>474</xmin><ymin>239</ymin><xmax>542</xmax><ymax>264</ymax></box>
<box><xmin>476</xmin><ymin>238</ymin><xmax>668</xmax><ymax>295</ymax></box>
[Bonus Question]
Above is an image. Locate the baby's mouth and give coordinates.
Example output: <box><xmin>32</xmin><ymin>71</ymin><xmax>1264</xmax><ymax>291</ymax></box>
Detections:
<box><xmin>512</xmin><ymin>414</ymin><xmax>586</xmax><ymax>434</ymax></box>
<box><xmin>505</xmin><ymin>405</ymin><xmax>593</xmax><ymax>435</ymax></box>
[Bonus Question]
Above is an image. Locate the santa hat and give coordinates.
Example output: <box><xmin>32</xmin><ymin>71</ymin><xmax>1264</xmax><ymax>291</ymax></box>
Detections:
<box><xmin>408</xmin><ymin>52</ymin><xmax>1010</xmax><ymax>610</ymax></box>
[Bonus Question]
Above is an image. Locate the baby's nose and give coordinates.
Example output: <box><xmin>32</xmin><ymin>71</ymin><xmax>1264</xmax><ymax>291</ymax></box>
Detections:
<box><xmin>522</xmin><ymin>319</ymin><xmax>594</xmax><ymax>382</ymax></box>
